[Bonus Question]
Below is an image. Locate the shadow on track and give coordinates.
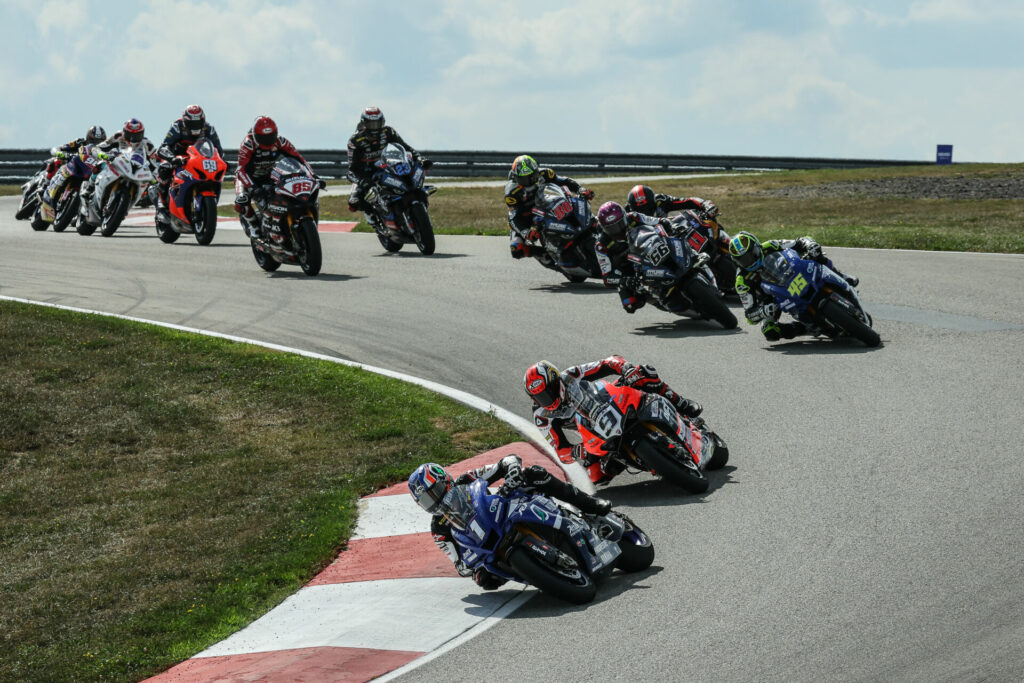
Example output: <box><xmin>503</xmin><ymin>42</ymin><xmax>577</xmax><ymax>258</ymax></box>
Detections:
<box><xmin>762</xmin><ymin>339</ymin><xmax>884</xmax><ymax>355</ymax></box>
<box><xmin>263</xmin><ymin>272</ymin><xmax>366</xmax><ymax>282</ymax></box>
<box><xmin>630</xmin><ymin>320</ymin><xmax>745</xmax><ymax>338</ymax></box>
<box><xmin>598</xmin><ymin>465</ymin><xmax>738</xmax><ymax>508</ymax></box>
<box><xmin>530</xmin><ymin>282</ymin><xmax>615</xmax><ymax>296</ymax></box>
<box><xmin>372</xmin><ymin>252</ymin><xmax>469</xmax><ymax>259</ymax></box>
<box><xmin>494</xmin><ymin>565</ymin><xmax>665</xmax><ymax>615</ymax></box>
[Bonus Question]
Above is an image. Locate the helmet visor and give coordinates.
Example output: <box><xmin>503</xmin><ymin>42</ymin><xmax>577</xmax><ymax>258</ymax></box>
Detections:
<box><xmin>735</xmin><ymin>244</ymin><xmax>763</xmax><ymax>270</ymax></box>
<box><xmin>363</xmin><ymin>117</ymin><xmax>383</xmax><ymax>132</ymax></box>
<box><xmin>186</xmin><ymin>121</ymin><xmax>204</xmax><ymax>136</ymax></box>
<box><xmin>125</xmin><ymin>130</ymin><xmax>144</xmax><ymax>144</ymax></box>
<box><xmin>254</xmin><ymin>131</ymin><xmax>277</xmax><ymax>148</ymax></box>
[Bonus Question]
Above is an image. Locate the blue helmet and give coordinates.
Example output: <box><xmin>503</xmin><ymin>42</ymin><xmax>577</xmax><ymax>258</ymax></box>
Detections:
<box><xmin>408</xmin><ymin>463</ymin><xmax>452</xmax><ymax>513</ymax></box>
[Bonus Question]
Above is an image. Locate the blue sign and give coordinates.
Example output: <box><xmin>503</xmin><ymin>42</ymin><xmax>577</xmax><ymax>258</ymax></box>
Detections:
<box><xmin>936</xmin><ymin>145</ymin><xmax>953</xmax><ymax>165</ymax></box>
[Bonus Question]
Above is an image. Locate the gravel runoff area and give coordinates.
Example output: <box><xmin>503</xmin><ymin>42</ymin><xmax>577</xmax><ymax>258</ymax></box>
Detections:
<box><xmin>757</xmin><ymin>173</ymin><xmax>1024</xmax><ymax>200</ymax></box>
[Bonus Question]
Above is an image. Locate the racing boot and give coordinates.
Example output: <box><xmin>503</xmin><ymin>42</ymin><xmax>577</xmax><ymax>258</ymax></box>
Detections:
<box><xmin>660</xmin><ymin>387</ymin><xmax>702</xmax><ymax>418</ymax></box>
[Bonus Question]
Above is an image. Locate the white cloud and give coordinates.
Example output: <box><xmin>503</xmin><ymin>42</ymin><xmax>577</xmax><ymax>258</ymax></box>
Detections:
<box><xmin>35</xmin><ymin>0</ymin><xmax>87</xmax><ymax>38</ymax></box>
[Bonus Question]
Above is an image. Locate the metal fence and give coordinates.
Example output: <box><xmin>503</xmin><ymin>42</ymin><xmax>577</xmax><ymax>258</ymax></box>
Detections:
<box><xmin>0</xmin><ymin>148</ymin><xmax>929</xmax><ymax>183</ymax></box>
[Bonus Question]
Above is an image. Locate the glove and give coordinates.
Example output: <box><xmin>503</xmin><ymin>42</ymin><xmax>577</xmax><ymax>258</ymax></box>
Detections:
<box><xmin>55</xmin><ymin>151</ymin><xmax>67</xmax><ymax>160</ymax></box>
<box><xmin>579</xmin><ymin>188</ymin><xmax>594</xmax><ymax>201</ymax></box>
<box><xmin>620</xmin><ymin>363</ymin><xmax>642</xmax><ymax>386</ymax></box>
<box><xmin>318</xmin><ymin>177</ymin><xmax>327</xmax><ymax>189</ymax></box>
<box><xmin>501</xmin><ymin>456</ymin><xmax>524</xmax><ymax>489</ymax></box>
<box><xmin>96</xmin><ymin>151</ymin><xmax>110</xmax><ymax>161</ymax></box>
<box><xmin>761</xmin><ymin>302</ymin><xmax>780</xmax><ymax>321</ymax></box>
<box><xmin>172</xmin><ymin>156</ymin><xmax>186</xmax><ymax>168</ymax></box>
<box><xmin>796</xmin><ymin>237</ymin><xmax>822</xmax><ymax>259</ymax></box>
<box><xmin>421</xmin><ymin>158</ymin><xmax>434</xmax><ymax>171</ymax></box>
<box><xmin>700</xmin><ymin>199</ymin><xmax>719</xmax><ymax>218</ymax></box>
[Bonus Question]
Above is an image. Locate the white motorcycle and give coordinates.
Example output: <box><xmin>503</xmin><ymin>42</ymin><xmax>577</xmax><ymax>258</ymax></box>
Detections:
<box><xmin>78</xmin><ymin>146</ymin><xmax>154</xmax><ymax>237</ymax></box>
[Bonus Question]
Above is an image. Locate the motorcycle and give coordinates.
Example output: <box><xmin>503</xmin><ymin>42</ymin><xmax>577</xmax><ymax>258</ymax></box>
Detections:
<box><xmin>150</xmin><ymin>138</ymin><xmax>227</xmax><ymax>246</ymax></box>
<box><xmin>667</xmin><ymin>209</ymin><xmax>737</xmax><ymax>296</ymax></box>
<box><xmin>365</xmin><ymin>143</ymin><xmax>437</xmax><ymax>255</ymax></box>
<box><xmin>15</xmin><ymin>167</ymin><xmax>48</xmax><ymax>222</ymax></box>
<box><xmin>244</xmin><ymin>156</ymin><xmax>323</xmax><ymax>276</ymax></box>
<box><xmin>78</xmin><ymin>146</ymin><xmax>155</xmax><ymax>237</ymax></box>
<box><xmin>629</xmin><ymin>224</ymin><xmax>738</xmax><ymax>328</ymax></box>
<box><xmin>31</xmin><ymin>146</ymin><xmax>103</xmax><ymax>232</ymax></box>
<box><xmin>523</xmin><ymin>183</ymin><xmax>604</xmax><ymax>284</ymax></box>
<box><xmin>447</xmin><ymin>477</ymin><xmax>654</xmax><ymax>604</ymax></box>
<box><xmin>759</xmin><ymin>248</ymin><xmax>880</xmax><ymax>347</ymax></box>
<box><xmin>565</xmin><ymin>378</ymin><xmax>729</xmax><ymax>494</ymax></box>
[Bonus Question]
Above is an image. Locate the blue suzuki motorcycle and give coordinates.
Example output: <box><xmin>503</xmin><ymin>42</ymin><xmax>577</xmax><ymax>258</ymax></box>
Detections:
<box><xmin>759</xmin><ymin>248</ymin><xmax>880</xmax><ymax>346</ymax></box>
<box><xmin>364</xmin><ymin>143</ymin><xmax>437</xmax><ymax>255</ymax></box>
<box><xmin>447</xmin><ymin>478</ymin><xmax>654</xmax><ymax>604</ymax></box>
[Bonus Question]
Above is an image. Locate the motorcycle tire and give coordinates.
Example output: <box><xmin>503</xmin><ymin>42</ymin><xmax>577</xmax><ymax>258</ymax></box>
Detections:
<box><xmin>193</xmin><ymin>195</ymin><xmax>217</xmax><ymax>246</ymax></box>
<box><xmin>30</xmin><ymin>209</ymin><xmax>49</xmax><ymax>231</ymax></box>
<box><xmin>296</xmin><ymin>217</ymin><xmax>322</xmax><ymax>276</ymax></box>
<box><xmin>376</xmin><ymin>231</ymin><xmax>403</xmax><ymax>252</ymax></box>
<box><xmin>101</xmin><ymin>191</ymin><xmax>129</xmax><ymax>237</ymax></box>
<box><xmin>409</xmin><ymin>202</ymin><xmax>436</xmax><ymax>256</ymax></box>
<box><xmin>250</xmin><ymin>239</ymin><xmax>280</xmax><ymax>272</ymax></box>
<box><xmin>821</xmin><ymin>300</ymin><xmax>880</xmax><ymax>347</ymax></box>
<box><xmin>155</xmin><ymin>219</ymin><xmax>180</xmax><ymax>244</ymax></box>
<box><xmin>685</xmin><ymin>278</ymin><xmax>737</xmax><ymax>329</ymax></box>
<box><xmin>77</xmin><ymin>220</ymin><xmax>98</xmax><ymax>236</ymax></box>
<box><xmin>614</xmin><ymin>517</ymin><xmax>655</xmax><ymax>573</ymax></box>
<box><xmin>635</xmin><ymin>438</ymin><xmax>709</xmax><ymax>494</ymax></box>
<box><xmin>52</xmin><ymin>191</ymin><xmax>79</xmax><ymax>233</ymax></box>
<box><xmin>563</xmin><ymin>272</ymin><xmax>588</xmax><ymax>284</ymax></box>
<box><xmin>15</xmin><ymin>196</ymin><xmax>37</xmax><ymax>221</ymax></box>
<box><xmin>705</xmin><ymin>433</ymin><xmax>729</xmax><ymax>470</ymax></box>
<box><xmin>507</xmin><ymin>544</ymin><xmax>596</xmax><ymax>605</ymax></box>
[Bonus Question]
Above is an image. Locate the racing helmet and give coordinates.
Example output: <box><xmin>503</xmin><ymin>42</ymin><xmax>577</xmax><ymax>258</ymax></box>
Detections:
<box><xmin>597</xmin><ymin>201</ymin><xmax>627</xmax><ymax>239</ymax></box>
<box><xmin>361</xmin><ymin>106</ymin><xmax>385</xmax><ymax>133</ymax></box>
<box><xmin>183</xmin><ymin>104</ymin><xmax>206</xmax><ymax>136</ymax></box>
<box><xmin>626</xmin><ymin>185</ymin><xmax>656</xmax><ymax>216</ymax></box>
<box><xmin>729</xmin><ymin>231</ymin><xmax>764</xmax><ymax>271</ymax></box>
<box><xmin>252</xmin><ymin>115</ymin><xmax>278</xmax><ymax>150</ymax></box>
<box><xmin>123</xmin><ymin>118</ymin><xmax>145</xmax><ymax>144</ymax></box>
<box><xmin>511</xmin><ymin>154</ymin><xmax>540</xmax><ymax>190</ymax></box>
<box><xmin>85</xmin><ymin>125</ymin><xmax>106</xmax><ymax>145</ymax></box>
<box><xmin>524</xmin><ymin>361</ymin><xmax>563</xmax><ymax>410</ymax></box>
<box><xmin>408</xmin><ymin>463</ymin><xmax>452</xmax><ymax>514</ymax></box>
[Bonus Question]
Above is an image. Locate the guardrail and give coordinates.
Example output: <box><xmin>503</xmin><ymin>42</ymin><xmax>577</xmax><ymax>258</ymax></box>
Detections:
<box><xmin>0</xmin><ymin>148</ymin><xmax>929</xmax><ymax>183</ymax></box>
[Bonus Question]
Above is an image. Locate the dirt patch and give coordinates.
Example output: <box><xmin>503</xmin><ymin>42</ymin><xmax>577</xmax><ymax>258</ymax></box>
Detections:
<box><xmin>757</xmin><ymin>174</ymin><xmax>1024</xmax><ymax>200</ymax></box>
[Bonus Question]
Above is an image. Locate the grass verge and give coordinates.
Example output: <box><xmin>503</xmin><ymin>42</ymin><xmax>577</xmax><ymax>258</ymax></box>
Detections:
<box><xmin>0</xmin><ymin>301</ymin><xmax>519</xmax><ymax>682</ymax></box>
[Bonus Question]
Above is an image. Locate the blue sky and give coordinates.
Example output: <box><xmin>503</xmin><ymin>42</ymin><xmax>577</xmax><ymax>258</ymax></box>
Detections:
<box><xmin>2</xmin><ymin>0</ymin><xmax>1022</xmax><ymax>161</ymax></box>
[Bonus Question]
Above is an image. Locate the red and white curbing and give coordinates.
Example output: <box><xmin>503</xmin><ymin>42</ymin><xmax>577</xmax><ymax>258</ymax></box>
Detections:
<box><xmin>149</xmin><ymin>442</ymin><xmax>564</xmax><ymax>682</ymax></box>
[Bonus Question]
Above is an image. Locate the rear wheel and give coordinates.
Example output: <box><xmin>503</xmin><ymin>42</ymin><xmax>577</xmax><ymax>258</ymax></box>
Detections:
<box><xmin>100</xmin><ymin>190</ymin><xmax>129</xmax><ymax>237</ymax></box>
<box><xmin>614</xmin><ymin>517</ymin><xmax>655</xmax><ymax>572</ymax></box>
<box><xmin>251</xmin><ymin>240</ymin><xmax>280</xmax><ymax>272</ymax></box>
<box><xmin>77</xmin><ymin>219</ymin><xmax>98</xmax><ymax>236</ymax></box>
<box><xmin>705</xmin><ymin>433</ymin><xmax>729</xmax><ymax>470</ymax></box>
<box><xmin>30</xmin><ymin>209</ymin><xmax>49</xmax><ymax>231</ymax></box>
<box><xmin>685</xmin><ymin>278</ymin><xmax>737</xmax><ymax>329</ymax></box>
<box><xmin>376</xmin><ymin>231</ymin><xmax>403</xmax><ymax>252</ymax></box>
<box><xmin>15</xmin><ymin>193</ymin><xmax>37</xmax><ymax>220</ymax></box>
<box><xmin>635</xmin><ymin>438</ymin><xmax>709</xmax><ymax>493</ymax></box>
<box><xmin>822</xmin><ymin>300</ymin><xmax>880</xmax><ymax>347</ymax></box>
<box><xmin>193</xmin><ymin>195</ymin><xmax>217</xmax><ymax>245</ymax></box>
<box><xmin>409</xmin><ymin>202</ymin><xmax>435</xmax><ymax>255</ymax></box>
<box><xmin>296</xmin><ymin>217</ymin><xmax>322</xmax><ymax>276</ymax></box>
<box><xmin>52</xmin><ymin>190</ymin><xmax>79</xmax><ymax>232</ymax></box>
<box><xmin>155</xmin><ymin>218</ymin><xmax>180</xmax><ymax>243</ymax></box>
<box><xmin>563</xmin><ymin>272</ymin><xmax>587</xmax><ymax>283</ymax></box>
<box><xmin>507</xmin><ymin>544</ymin><xmax>596</xmax><ymax>605</ymax></box>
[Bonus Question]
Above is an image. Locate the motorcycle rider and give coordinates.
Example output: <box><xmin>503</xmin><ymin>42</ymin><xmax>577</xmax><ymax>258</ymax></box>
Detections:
<box><xmin>728</xmin><ymin>231</ymin><xmax>860</xmax><ymax>341</ymax></box>
<box><xmin>505</xmin><ymin>155</ymin><xmax>594</xmax><ymax>264</ymax></box>
<box><xmin>594</xmin><ymin>201</ymin><xmax>671</xmax><ymax>297</ymax></box>
<box><xmin>626</xmin><ymin>184</ymin><xmax>719</xmax><ymax>220</ymax></box>
<box><xmin>44</xmin><ymin>125</ymin><xmax>106</xmax><ymax>181</ymax></box>
<box><xmin>78</xmin><ymin>118</ymin><xmax>160</xmax><ymax>208</ymax></box>
<box><xmin>409</xmin><ymin>455</ymin><xmax>611</xmax><ymax>590</ymax></box>
<box><xmin>346</xmin><ymin>106</ymin><xmax>431</xmax><ymax>225</ymax></box>
<box><xmin>233</xmin><ymin>115</ymin><xmax>319</xmax><ymax>236</ymax></box>
<box><xmin>525</xmin><ymin>357</ymin><xmax>703</xmax><ymax>484</ymax></box>
<box><xmin>154</xmin><ymin>104</ymin><xmax>224</xmax><ymax>219</ymax></box>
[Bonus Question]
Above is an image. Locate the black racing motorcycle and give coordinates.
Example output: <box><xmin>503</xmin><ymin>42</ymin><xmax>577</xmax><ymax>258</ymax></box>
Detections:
<box><xmin>364</xmin><ymin>143</ymin><xmax>437</xmax><ymax>255</ymax></box>
<box><xmin>244</xmin><ymin>157</ymin><xmax>324</xmax><ymax>276</ymax></box>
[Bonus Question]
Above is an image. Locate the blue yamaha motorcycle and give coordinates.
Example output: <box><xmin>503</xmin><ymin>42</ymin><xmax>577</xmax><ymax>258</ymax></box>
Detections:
<box><xmin>760</xmin><ymin>248</ymin><xmax>880</xmax><ymax>346</ymax></box>
<box><xmin>446</xmin><ymin>478</ymin><xmax>654</xmax><ymax>604</ymax></box>
<box><xmin>364</xmin><ymin>143</ymin><xmax>437</xmax><ymax>255</ymax></box>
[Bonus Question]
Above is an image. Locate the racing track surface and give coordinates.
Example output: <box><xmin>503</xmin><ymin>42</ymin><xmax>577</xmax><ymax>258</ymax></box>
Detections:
<box><xmin>2</xmin><ymin>195</ymin><xmax>1022</xmax><ymax>682</ymax></box>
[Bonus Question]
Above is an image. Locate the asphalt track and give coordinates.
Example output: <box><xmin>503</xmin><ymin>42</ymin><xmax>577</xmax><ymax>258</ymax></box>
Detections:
<box><xmin>1</xmin><ymin>195</ymin><xmax>1022</xmax><ymax>682</ymax></box>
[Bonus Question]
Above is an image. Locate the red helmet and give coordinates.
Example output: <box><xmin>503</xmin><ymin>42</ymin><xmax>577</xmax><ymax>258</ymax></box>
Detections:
<box><xmin>123</xmin><ymin>118</ymin><xmax>145</xmax><ymax>144</ymax></box>
<box><xmin>183</xmin><ymin>104</ymin><xmax>205</xmax><ymax>136</ymax></box>
<box><xmin>524</xmin><ymin>361</ymin><xmax>563</xmax><ymax>410</ymax></box>
<box><xmin>252</xmin><ymin>115</ymin><xmax>278</xmax><ymax>149</ymax></box>
<box><xmin>361</xmin><ymin>106</ymin><xmax>384</xmax><ymax>133</ymax></box>
<box><xmin>627</xmin><ymin>185</ymin><xmax>656</xmax><ymax>216</ymax></box>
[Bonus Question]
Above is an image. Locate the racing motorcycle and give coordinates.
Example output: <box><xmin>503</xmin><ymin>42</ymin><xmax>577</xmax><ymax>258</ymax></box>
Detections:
<box><xmin>150</xmin><ymin>138</ymin><xmax>227</xmax><ymax>246</ymax></box>
<box><xmin>524</xmin><ymin>184</ymin><xmax>604</xmax><ymax>284</ymax></box>
<box><xmin>245</xmin><ymin>156</ymin><xmax>324</xmax><ymax>276</ymax></box>
<box><xmin>567</xmin><ymin>378</ymin><xmax>729</xmax><ymax>494</ymax></box>
<box><xmin>759</xmin><ymin>249</ymin><xmax>880</xmax><ymax>347</ymax></box>
<box><xmin>446</xmin><ymin>477</ymin><xmax>654</xmax><ymax>604</ymax></box>
<box><xmin>365</xmin><ymin>142</ymin><xmax>437</xmax><ymax>255</ymax></box>
<box><xmin>629</xmin><ymin>224</ymin><xmax>738</xmax><ymax>328</ymax></box>
<box><xmin>15</xmin><ymin>167</ymin><xmax>48</xmax><ymax>222</ymax></box>
<box><xmin>78</xmin><ymin>146</ymin><xmax>154</xmax><ymax>237</ymax></box>
<box><xmin>31</xmin><ymin>146</ymin><xmax>103</xmax><ymax>232</ymax></box>
<box><xmin>667</xmin><ymin>209</ymin><xmax>737</xmax><ymax>296</ymax></box>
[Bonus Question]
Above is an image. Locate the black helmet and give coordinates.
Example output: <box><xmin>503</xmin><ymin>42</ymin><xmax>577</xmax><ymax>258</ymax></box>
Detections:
<box><xmin>183</xmin><ymin>104</ymin><xmax>206</xmax><ymax>136</ymax></box>
<box><xmin>627</xmin><ymin>185</ymin><xmax>656</xmax><ymax>215</ymax></box>
<box><xmin>361</xmin><ymin>106</ymin><xmax>384</xmax><ymax>133</ymax></box>
<box><xmin>85</xmin><ymin>125</ymin><xmax>106</xmax><ymax>145</ymax></box>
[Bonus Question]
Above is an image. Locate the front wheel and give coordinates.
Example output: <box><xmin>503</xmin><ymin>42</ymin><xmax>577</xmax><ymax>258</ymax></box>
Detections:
<box><xmin>685</xmin><ymin>278</ymin><xmax>737</xmax><ymax>329</ymax></box>
<box><xmin>635</xmin><ymin>438</ymin><xmax>709</xmax><ymax>493</ymax></box>
<box><xmin>409</xmin><ymin>202</ymin><xmax>435</xmax><ymax>255</ymax></box>
<box><xmin>507</xmin><ymin>545</ymin><xmax>596</xmax><ymax>605</ymax></box>
<box><xmin>614</xmin><ymin>517</ymin><xmax>655</xmax><ymax>572</ymax></box>
<box><xmin>100</xmin><ymin>190</ymin><xmax>129</xmax><ymax>237</ymax></box>
<box><xmin>822</xmin><ymin>300</ymin><xmax>880</xmax><ymax>347</ymax></box>
<box><xmin>295</xmin><ymin>217</ymin><xmax>322</xmax><ymax>276</ymax></box>
<box><xmin>15</xmin><ymin>192</ymin><xmax>38</xmax><ymax>220</ymax></box>
<box><xmin>563</xmin><ymin>272</ymin><xmax>587</xmax><ymax>284</ymax></box>
<box><xmin>193</xmin><ymin>195</ymin><xmax>217</xmax><ymax>245</ymax></box>
<box><xmin>705</xmin><ymin>433</ymin><xmax>729</xmax><ymax>470</ymax></box>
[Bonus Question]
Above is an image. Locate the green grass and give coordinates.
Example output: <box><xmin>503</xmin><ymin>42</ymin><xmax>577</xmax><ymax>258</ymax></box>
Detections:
<box><xmin>305</xmin><ymin>164</ymin><xmax>1024</xmax><ymax>253</ymax></box>
<box><xmin>0</xmin><ymin>184</ymin><xmax>23</xmax><ymax>196</ymax></box>
<box><xmin>0</xmin><ymin>302</ymin><xmax>519</xmax><ymax>682</ymax></box>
